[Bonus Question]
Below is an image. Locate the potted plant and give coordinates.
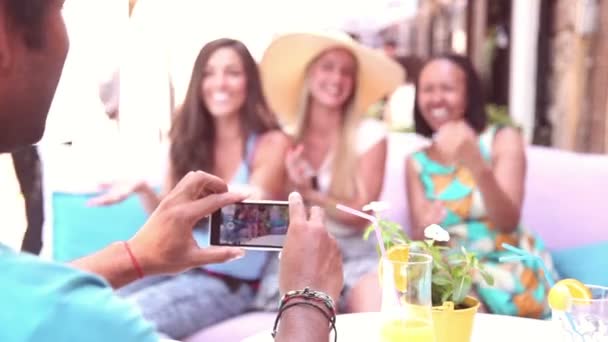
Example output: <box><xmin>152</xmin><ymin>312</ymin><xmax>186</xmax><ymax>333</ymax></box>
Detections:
<box><xmin>362</xmin><ymin>204</ymin><xmax>494</xmax><ymax>342</ymax></box>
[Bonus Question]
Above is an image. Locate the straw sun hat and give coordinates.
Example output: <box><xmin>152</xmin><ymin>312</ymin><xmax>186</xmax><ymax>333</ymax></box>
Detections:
<box><xmin>259</xmin><ymin>30</ymin><xmax>405</xmax><ymax>127</ymax></box>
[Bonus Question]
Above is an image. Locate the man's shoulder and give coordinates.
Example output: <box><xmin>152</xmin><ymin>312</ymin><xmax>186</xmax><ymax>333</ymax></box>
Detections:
<box><xmin>0</xmin><ymin>246</ymin><xmax>110</xmax><ymax>294</ymax></box>
<box><xmin>0</xmin><ymin>249</ymin><xmax>158</xmax><ymax>342</ymax></box>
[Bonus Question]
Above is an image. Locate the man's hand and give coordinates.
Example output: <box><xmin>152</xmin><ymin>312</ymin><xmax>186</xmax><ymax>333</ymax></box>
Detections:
<box><xmin>71</xmin><ymin>171</ymin><xmax>248</xmax><ymax>288</ymax></box>
<box><xmin>128</xmin><ymin>171</ymin><xmax>246</xmax><ymax>276</ymax></box>
<box><xmin>279</xmin><ymin>192</ymin><xmax>343</xmax><ymax>303</ymax></box>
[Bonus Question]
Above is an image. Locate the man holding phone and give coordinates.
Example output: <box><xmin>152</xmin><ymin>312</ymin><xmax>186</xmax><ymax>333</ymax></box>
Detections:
<box><xmin>0</xmin><ymin>1</ymin><xmax>342</xmax><ymax>341</ymax></box>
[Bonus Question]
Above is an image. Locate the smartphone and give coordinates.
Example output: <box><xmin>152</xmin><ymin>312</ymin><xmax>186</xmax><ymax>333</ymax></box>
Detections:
<box><xmin>209</xmin><ymin>200</ymin><xmax>289</xmax><ymax>250</ymax></box>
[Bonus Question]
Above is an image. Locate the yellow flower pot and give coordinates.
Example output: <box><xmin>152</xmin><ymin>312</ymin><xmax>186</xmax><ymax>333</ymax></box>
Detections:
<box><xmin>432</xmin><ymin>296</ymin><xmax>480</xmax><ymax>342</ymax></box>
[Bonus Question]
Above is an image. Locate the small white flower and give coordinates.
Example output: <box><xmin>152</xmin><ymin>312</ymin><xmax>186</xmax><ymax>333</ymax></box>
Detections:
<box><xmin>362</xmin><ymin>201</ymin><xmax>390</xmax><ymax>213</ymax></box>
<box><xmin>424</xmin><ymin>224</ymin><xmax>450</xmax><ymax>242</ymax></box>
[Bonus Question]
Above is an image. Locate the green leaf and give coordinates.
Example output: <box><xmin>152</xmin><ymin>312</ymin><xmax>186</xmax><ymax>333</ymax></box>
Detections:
<box><xmin>452</xmin><ymin>265</ymin><xmax>465</xmax><ymax>279</ymax></box>
<box><xmin>479</xmin><ymin>268</ymin><xmax>495</xmax><ymax>286</ymax></box>
<box><xmin>441</xmin><ymin>290</ymin><xmax>452</xmax><ymax>304</ymax></box>
<box><xmin>394</xmin><ymin>238</ymin><xmax>408</xmax><ymax>245</ymax></box>
<box><xmin>409</xmin><ymin>241</ymin><xmax>428</xmax><ymax>252</ymax></box>
<box><xmin>447</xmin><ymin>252</ymin><xmax>465</xmax><ymax>264</ymax></box>
<box><xmin>452</xmin><ymin>275</ymin><xmax>473</xmax><ymax>304</ymax></box>
<box><xmin>432</xmin><ymin>274</ymin><xmax>452</xmax><ymax>286</ymax></box>
<box><xmin>433</xmin><ymin>259</ymin><xmax>448</xmax><ymax>272</ymax></box>
<box><xmin>362</xmin><ymin>225</ymin><xmax>375</xmax><ymax>240</ymax></box>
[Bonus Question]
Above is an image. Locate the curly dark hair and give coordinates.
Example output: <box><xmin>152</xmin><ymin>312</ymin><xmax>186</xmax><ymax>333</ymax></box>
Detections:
<box><xmin>4</xmin><ymin>0</ymin><xmax>52</xmax><ymax>49</ymax></box>
<box><xmin>169</xmin><ymin>38</ymin><xmax>278</xmax><ymax>183</ymax></box>
<box><xmin>413</xmin><ymin>54</ymin><xmax>488</xmax><ymax>137</ymax></box>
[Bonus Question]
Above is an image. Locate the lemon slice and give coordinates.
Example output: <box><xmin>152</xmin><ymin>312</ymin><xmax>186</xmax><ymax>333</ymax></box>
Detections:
<box><xmin>379</xmin><ymin>245</ymin><xmax>410</xmax><ymax>292</ymax></box>
<box><xmin>548</xmin><ymin>278</ymin><xmax>592</xmax><ymax>311</ymax></box>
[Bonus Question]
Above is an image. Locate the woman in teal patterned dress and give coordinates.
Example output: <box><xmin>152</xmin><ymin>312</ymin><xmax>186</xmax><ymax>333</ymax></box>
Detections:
<box><xmin>405</xmin><ymin>54</ymin><xmax>558</xmax><ymax>318</ymax></box>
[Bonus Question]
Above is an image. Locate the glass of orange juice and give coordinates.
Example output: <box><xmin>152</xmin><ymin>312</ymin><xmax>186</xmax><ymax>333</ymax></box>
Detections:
<box><xmin>380</xmin><ymin>248</ymin><xmax>435</xmax><ymax>342</ymax></box>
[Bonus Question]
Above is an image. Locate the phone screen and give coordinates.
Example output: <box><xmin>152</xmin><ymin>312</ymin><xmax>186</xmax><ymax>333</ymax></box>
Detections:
<box><xmin>210</xmin><ymin>201</ymin><xmax>289</xmax><ymax>249</ymax></box>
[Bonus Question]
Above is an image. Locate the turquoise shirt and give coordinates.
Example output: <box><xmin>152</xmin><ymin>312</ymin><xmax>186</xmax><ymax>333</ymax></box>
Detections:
<box><xmin>0</xmin><ymin>243</ymin><xmax>159</xmax><ymax>342</ymax></box>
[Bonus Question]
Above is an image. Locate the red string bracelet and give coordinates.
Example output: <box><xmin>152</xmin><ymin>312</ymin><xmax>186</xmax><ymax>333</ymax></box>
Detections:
<box><xmin>122</xmin><ymin>241</ymin><xmax>144</xmax><ymax>279</ymax></box>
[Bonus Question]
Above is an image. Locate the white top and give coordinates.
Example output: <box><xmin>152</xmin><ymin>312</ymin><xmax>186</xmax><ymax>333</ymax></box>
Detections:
<box><xmin>316</xmin><ymin>118</ymin><xmax>387</xmax><ymax>236</ymax></box>
<box><xmin>317</xmin><ymin>118</ymin><xmax>387</xmax><ymax>193</ymax></box>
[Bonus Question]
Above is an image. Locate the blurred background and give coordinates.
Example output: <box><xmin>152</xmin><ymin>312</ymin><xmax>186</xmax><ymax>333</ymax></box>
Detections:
<box><xmin>1</xmin><ymin>0</ymin><xmax>606</xmax><ymax>251</ymax></box>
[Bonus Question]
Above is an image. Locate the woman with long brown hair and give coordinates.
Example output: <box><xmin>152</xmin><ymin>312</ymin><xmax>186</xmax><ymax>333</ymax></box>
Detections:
<box><xmin>90</xmin><ymin>38</ymin><xmax>289</xmax><ymax>339</ymax></box>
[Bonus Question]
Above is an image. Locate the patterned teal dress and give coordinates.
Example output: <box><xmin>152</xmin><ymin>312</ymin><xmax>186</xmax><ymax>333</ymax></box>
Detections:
<box><xmin>411</xmin><ymin>126</ymin><xmax>557</xmax><ymax>318</ymax></box>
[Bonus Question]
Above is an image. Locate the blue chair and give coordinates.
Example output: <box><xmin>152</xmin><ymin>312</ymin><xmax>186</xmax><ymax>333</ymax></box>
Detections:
<box><xmin>51</xmin><ymin>192</ymin><xmax>149</xmax><ymax>261</ymax></box>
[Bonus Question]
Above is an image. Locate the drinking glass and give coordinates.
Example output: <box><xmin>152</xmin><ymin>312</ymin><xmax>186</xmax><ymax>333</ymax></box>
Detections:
<box><xmin>380</xmin><ymin>252</ymin><xmax>435</xmax><ymax>342</ymax></box>
<box><xmin>553</xmin><ymin>284</ymin><xmax>608</xmax><ymax>341</ymax></box>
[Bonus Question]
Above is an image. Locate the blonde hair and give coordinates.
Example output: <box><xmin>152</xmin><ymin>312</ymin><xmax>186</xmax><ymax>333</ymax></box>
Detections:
<box><xmin>292</xmin><ymin>83</ymin><xmax>361</xmax><ymax>201</ymax></box>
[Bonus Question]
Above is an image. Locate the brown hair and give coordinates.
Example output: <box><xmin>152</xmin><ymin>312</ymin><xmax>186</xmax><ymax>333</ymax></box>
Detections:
<box><xmin>169</xmin><ymin>38</ymin><xmax>278</xmax><ymax>184</ymax></box>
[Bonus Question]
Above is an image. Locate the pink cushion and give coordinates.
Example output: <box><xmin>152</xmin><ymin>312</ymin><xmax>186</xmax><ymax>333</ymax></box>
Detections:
<box><xmin>522</xmin><ymin>146</ymin><xmax>608</xmax><ymax>249</ymax></box>
<box><xmin>379</xmin><ymin>133</ymin><xmax>429</xmax><ymax>235</ymax></box>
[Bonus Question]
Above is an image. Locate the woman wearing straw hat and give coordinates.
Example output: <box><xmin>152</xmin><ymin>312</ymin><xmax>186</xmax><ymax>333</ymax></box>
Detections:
<box><xmin>253</xmin><ymin>30</ymin><xmax>405</xmax><ymax>312</ymax></box>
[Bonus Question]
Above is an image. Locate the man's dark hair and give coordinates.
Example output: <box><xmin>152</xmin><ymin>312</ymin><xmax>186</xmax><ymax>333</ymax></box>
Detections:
<box><xmin>4</xmin><ymin>0</ymin><xmax>52</xmax><ymax>49</ymax></box>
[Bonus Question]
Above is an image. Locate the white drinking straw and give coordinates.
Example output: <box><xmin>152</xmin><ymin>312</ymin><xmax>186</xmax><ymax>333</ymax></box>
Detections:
<box><xmin>336</xmin><ymin>204</ymin><xmax>386</xmax><ymax>257</ymax></box>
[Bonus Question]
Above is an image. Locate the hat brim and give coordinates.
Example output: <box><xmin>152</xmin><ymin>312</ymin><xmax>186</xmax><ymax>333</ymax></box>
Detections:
<box><xmin>260</xmin><ymin>31</ymin><xmax>405</xmax><ymax>127</ymax></box>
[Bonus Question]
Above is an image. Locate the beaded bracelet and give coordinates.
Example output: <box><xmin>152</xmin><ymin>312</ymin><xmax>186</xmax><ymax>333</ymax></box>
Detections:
<box><xmin>280</xmin><ymin>287</ymin><xmax>336</xmax><ymax>316</ymax></box>
<box><xmin>271</xmin><ymin>301</ymin><xmax>337</xmax><ymax>342</ymax></box>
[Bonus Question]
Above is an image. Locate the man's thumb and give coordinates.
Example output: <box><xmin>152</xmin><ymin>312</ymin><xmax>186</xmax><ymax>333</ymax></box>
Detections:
<box><xmin>190</xmin><ymin>247</ymin><xmax>245</xmax><ymax>267</ymax></box>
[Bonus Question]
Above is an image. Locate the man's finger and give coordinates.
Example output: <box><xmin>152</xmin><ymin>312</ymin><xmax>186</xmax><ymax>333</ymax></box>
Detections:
<box><xmin>288</xmin><ymin>192</ymin><xmax>306</xmax><ymax>224</ymax></box>
<box><xmin>175</xmin><ymin>171</ymin><xmax>229</xmax><ymax>199</ymax></box>
<box><xmin>195</xmin><ymin>171</ymin><xmax>229</xmax><ymax>195</ymax></box>
<box><xmin>182</xmin><ymin>191</ymin><xmax>249</xmax><ymax>224</ymax></box>
<box><xmin>190</xmin><ymin>246</ymin><xmax>245</xmax><ymax>267</ymax></box>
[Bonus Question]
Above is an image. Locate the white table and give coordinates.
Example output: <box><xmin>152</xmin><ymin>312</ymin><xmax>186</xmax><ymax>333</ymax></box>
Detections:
<box><xmin>243</xmin><ymin>312</ymin><xmax>563</xmax><ymax>342</ymax></box>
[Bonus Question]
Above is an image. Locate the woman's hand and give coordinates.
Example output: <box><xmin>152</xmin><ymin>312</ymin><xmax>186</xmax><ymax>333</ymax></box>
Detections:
<box><xmin>413</xmin><ymin>200</ymin><xmax>447</xmax><ymax>238</ymax></box>
<box><xmin>87</xmin><ymin>180</ymin><xmax>147</xmax><ymax>206</ymax></box>
<box><xmin>434</xmin><ymin>121</ymin><xmax>485</xmax><ymax>173</ymax></box>
<box><xmin>285</xmin><ymin>144</ymin><xmax>315</xmax><ymax>191</ymax></box>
